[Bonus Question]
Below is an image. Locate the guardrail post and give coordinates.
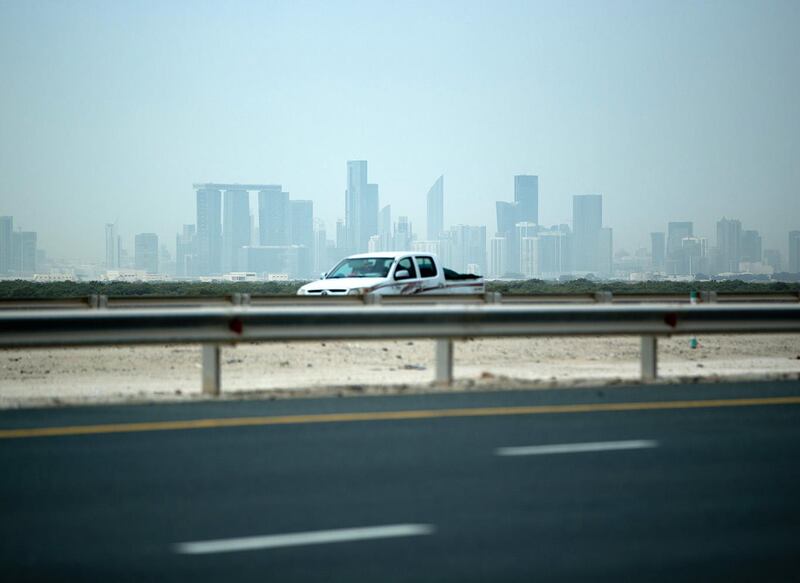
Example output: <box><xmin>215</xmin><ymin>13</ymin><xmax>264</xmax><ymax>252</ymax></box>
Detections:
<box><xmin>484</xmin><ymin>292</ymin><xmax>502</xmax><ymax>304</ymax></box>
<box><xmin>435</xmin><ymin>339</ymin><xmax>454</xmax><ymax>385</ymax></box>
<box><xmin>594</xmin><ymin>291</ymin><xmax>613</xmax><ymax>303</ymax></box>
<box><xmin>88</xmin><ymin>294</ymin><xmax>108</xmax><ymax>309</ymax></box>
<box><xmin>202</xmin><ymin>344</ymin><xmax>221</xmax><ymax>396</ymax></box>
<box><xmin>640</xmin><ymin>336</ymin><xmax>657</xmax><ymax>380</ymax></box>
<box><xmin>229</xmin><ymin>293</ymin><xmax>251</xmax><ymax>306</ymax></box>
<box><xmin>700</xmin><ymin>291</ymin><xmax>717</xmax><ymax>303</ymax></box>
<box><xmin>363</xmin><ymin>293</ymin><xmax>381</xmax><ymax>305</ymax></box>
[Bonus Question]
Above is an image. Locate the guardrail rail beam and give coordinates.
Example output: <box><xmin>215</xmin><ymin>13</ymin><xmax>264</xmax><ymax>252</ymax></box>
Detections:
<box><xmin>2</xmin><ymin>303</ymin><xmax>799</xmax><ymax>396</ymax></box>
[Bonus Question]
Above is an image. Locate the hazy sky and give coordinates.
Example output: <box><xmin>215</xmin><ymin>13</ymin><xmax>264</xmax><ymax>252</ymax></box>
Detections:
<box><xmin>1</xmin><ymin>0</ymin><xmax>798</xmax><ymax>261</ymax></box>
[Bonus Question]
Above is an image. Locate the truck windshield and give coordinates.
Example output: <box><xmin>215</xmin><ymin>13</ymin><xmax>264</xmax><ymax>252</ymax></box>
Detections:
<box><xmin>327</xmin><ymin>257</ymin><xmax>394</xmax><ymax>278</ymax></box>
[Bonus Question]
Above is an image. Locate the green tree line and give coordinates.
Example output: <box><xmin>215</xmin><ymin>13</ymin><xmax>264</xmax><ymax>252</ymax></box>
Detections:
<box><xmin>488</xmin><ymin>278</ymin><xmax>800</xmax><ymax>295</ymax></box>
<box><xmin>0</xmin><ymin>278</ymin><xmax>797</xmax><ymax>299</ymax></box>
<box><xmin>0</xmin><ymin>280</ymin><xmax>301</xmax><ymax>299</ymax></box>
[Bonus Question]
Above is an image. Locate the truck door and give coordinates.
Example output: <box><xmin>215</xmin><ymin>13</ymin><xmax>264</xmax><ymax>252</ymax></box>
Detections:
<box><xmin>392</xmin><ymin>256</ymin><xmax>420</xmax><ymax>295</ymax></box>
<box><xmin>414</xmin><ymin>255</ymin><xmax>440</xmax><ymax>293</ymax></box>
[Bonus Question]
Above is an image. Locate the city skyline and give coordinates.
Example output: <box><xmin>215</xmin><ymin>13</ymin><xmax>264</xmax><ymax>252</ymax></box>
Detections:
<box><xmin>2</xmin><ymin>158</ymin><xmax>800</xmax><ymax>280</ymax></box>
<box><xmin>2</xmin><ymin>163</ymin><xmax>798</xmax><ymax>264</ymax></box>
<box><xmin>108</xmin><ymin>163</ymin><xmax>800</xmax><ymax>280</ymax></box>
<box><xmin>85</xmin><ymin>162</ymin><xmax>800</xmax><ymax>280</ymax></box>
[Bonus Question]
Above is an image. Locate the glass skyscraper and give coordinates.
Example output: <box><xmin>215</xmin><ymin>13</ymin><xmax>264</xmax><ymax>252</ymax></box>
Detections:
<box><xmin>514</xmin><ymin>175</ymin><xmax>538</xmax><ymax>225</ymax></box>
<box><xmin>196</xmin><ymin>188</ymin><xmax>222</xmax><ymax>275</ymax></box>
<box><xmin>572</xmin><ymin>194</ymin><xmax>603</xmax><ymax>272</ymax></box>
<box><xmin>426</xmin><ymin>175</ymin><xmax>444</xmax><ymax>240</ymax></box>
<box><xmin>223</xmin><ymin>190</ymin><xmax>251</xmax><ymax>272</ymax></box>
<box><xmin>258</xmin><ymin>187</ymin><xmax>290</xmax><ymax>246</ymax></box>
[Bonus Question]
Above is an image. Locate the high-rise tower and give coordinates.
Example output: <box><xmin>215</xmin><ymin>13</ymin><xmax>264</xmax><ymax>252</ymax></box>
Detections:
<box><xmin>290</xmin><ymin>200</ymin><xmax>314</xmax><ymax>277</ymax></box>
<box><xmin>514</xmin><ymin>175</ymin><xmax>538</xmax><ymax>225</ymax></box>
<box><xmin>651</xmin><ymin>232</ymin><xmax>666</xmax><ymax>272</ymax></box>
<box><xmin>716</xmin><ymin>217</ymin><xmax>742</xmax><ymax>273</ymax></box>
<box><xmin>11</xmin><ymin>231</ymin><xmax>37</xmax><ymax>275</ymax></box>
<box><xmin>259</xmin><ymin>186</ymin><xmax>290</xmax><ymax>246</ymax></box>
<box><xmin>223</xmin><ymin>190</ymin><xmax>251</xmax><ymax>272</ymax></box>
<box><xmin>345</xmin><ymin>161</ymin><xmax>379</xmax><ymax>252</ymax></box>
<box><xmin>426</xmin><ymin>175</ymin><xmax>444</xmax><ymax>240</ymax></box>
<box><xmin>789</xmin><ymin>231</ymin><xmax>800</xmax><ymax>273</ymax></box>
<box><xmin>572</xmin><ymin>194</ymin><xmax>603</xmax><ymax>273</ymax></box>
<box><xmin>104</xmin><ymin>223</ymin><xmax>120</xmax><ymax>270</ymax></box>
<box><xmin>740</xmin><ymin>230</ymin><xmax>762</xmax><ymax>264</ymax></box>
<box><xmin>345</xmin><ymin>161</ymin><xmax>367</xmax><ymax>251</ymax></box>
<box><xmin>0</xmin><ymin>216</ymin><xmax>13</xmax><ymax>275</ymax></box>
<box><xmin>667</xmin><ymin>222</ymin><xmax>693</xmax><ymax>256</ymax></box>
<box><xmin>196</xmin><ymin>187</ymin><xmax>222</xmax><ymax>275</ymax></box>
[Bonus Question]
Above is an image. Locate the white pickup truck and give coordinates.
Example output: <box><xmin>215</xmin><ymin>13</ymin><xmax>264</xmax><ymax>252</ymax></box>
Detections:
<box><xmin>296</xmin><ymin>252</ymin><xmax>485</xmax><ymax>296</ymax></box>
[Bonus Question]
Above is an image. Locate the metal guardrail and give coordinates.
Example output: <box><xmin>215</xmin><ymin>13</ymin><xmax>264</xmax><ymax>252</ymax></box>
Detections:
<box><xmin>0</xmin><ymin>303</ymin><xmax>799</xmax><ymax>396</ymax></box>
<box><xmin>0</xmin><ymin>291</ymin><xmax>799</xmax><ymax>310</ymax></box>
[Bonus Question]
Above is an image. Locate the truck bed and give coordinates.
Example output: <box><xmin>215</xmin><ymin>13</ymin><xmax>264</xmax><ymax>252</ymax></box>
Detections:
<box><xmin>443</xmin><ymin>268</ymin><xmax>482</xmax><ymax>281</ymax></box>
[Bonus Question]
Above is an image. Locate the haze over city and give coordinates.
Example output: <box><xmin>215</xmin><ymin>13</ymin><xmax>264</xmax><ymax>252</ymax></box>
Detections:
<box><xmin>4</xmin><ymin>4</ymin><xmax>800</xmax><ymax>580</ymax></box>
<box><xmin>1</xmin><ymin>0</ymin><xmax>798</xmax><ymax>266</ymax></box>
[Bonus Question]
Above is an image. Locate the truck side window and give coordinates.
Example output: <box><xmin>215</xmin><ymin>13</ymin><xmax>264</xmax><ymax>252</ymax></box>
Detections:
<box><xmin>415</xmin><ymin>256</ymin><xmax>437</xmax><ymax>278</ymax></box>
<box><xmin>395</xmin><ymin>257</ymin><xmax>417</xmax><ymax>279</ymax></box>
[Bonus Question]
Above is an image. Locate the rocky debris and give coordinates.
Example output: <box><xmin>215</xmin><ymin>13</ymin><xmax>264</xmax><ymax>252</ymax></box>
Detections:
<box><xmin>403</xmin><ymin>364</ymin><xmax>426</xmax><ymax>371</ymax></box>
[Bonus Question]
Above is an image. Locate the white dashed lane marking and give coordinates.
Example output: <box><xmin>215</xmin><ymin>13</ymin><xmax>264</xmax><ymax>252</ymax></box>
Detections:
<box><xmin>174</xmin><ymin>524</ymin><xmax>435</xmax><ymax>555</ymax></box>
<box><xmin>496</xmin><ymin>439</ymin><xmax>659</xmax><ymax>457</ymax></box>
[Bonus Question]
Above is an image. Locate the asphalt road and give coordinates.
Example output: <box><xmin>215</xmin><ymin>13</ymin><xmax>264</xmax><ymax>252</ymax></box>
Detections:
<box><xmin>1</xmin><ymin>380</ymin><xmax>800</xmax><ymax>582</ymax></box>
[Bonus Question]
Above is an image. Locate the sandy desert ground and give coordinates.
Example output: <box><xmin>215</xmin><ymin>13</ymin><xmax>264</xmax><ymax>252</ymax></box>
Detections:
<box><xmin>1</xmin><ymin>334</ymin><xmax>800</xmax><ymax>408</ymax></box>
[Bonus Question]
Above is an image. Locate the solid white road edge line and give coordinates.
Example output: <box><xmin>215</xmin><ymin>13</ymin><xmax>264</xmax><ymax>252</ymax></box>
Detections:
<box><xmin>174</xmin><ymin>523</ymin><xmax>435</xmax><ymax>555</ymax></box>
<box><xmin>495</xmin><ymin>439</ymin><xmax>659</xmax><ymax>457</ymax></box>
